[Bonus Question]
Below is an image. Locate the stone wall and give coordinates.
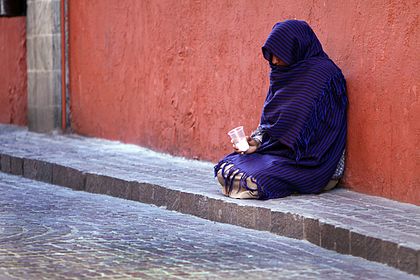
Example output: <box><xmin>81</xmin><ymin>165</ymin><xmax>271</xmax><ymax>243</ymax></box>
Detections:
<box><xmin>26</xmin><ymin>0</ymin><xmax>62</xmax><ymax>132</ymax></box>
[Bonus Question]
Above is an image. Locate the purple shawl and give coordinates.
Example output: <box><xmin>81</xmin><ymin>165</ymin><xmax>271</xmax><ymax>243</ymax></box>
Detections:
<box><xmin>215</xmin><ymin>20</ymin><xmax>348</xmax><ymax>199</ymax></box>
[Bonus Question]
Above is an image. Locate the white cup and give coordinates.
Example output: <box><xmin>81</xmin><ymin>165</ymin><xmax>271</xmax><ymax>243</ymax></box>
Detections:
<box><xmin>228</xmin><ymin>126</ymin><xmax>249</xmax><ymax>152</ymax></box>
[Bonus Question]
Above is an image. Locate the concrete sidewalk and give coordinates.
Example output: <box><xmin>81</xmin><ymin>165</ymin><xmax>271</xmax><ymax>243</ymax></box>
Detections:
<box><xmin>0</xmin><ymin>124</ymin><xmax>419</xmax><ymax>276</ymax></box>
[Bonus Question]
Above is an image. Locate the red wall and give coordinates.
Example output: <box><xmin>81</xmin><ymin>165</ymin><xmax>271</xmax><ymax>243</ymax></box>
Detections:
<box><xmin>68</xmin><ymin>0</ymin><xmax>419</xmax><ymax>205</ymax></box>
<box><xmin>0</xmin><ymin>17</ymin><xmax>27</xmax><ymax>125</ymax></box>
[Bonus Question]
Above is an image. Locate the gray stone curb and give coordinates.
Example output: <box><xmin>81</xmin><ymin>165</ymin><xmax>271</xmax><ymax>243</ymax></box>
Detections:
<box><xmin>0</xmin><ymin>152</ymin><xmax>418</xmax><ymax>276</ymax></box>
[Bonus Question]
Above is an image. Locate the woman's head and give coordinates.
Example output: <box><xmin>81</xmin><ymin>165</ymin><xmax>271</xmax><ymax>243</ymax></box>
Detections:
<box><xmin>271</xmin><ymin>54</ymin><xmax>288</xmax><ymax>66</ymax></box>
<box><xmin>262</xmin><ymin>20</ymin><xmax>326</xmax><ymax>66</ymax></box>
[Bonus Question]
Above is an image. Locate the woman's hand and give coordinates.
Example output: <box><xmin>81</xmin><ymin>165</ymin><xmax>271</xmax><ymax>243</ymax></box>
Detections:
<box><xmin>232</xmin><ymin>136</ymin><xmax>260</xmax><ymax>155</ymax></box>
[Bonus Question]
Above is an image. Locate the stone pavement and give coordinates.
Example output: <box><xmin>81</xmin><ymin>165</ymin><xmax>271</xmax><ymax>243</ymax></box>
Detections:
<box><xmin>0</xmin><ymin>124</ymin><xmax>419</xmax><ymax>276</ymax></box>
<box><xmin>0</xmin><ymin>172</ymin><xmax>418</xmax><ymax>280</ymax></box>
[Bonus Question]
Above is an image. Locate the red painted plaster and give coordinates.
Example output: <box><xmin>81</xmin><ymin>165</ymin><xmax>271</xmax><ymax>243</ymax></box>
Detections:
<box><xmin>68</xmin><ymin>0</ymin><xmax>419</xmax><ymax>204</ymax></box>
<box><xmin>0</xmin><ymin>17</ymin><xmax>27</xmax><ymax>125</ymax></box>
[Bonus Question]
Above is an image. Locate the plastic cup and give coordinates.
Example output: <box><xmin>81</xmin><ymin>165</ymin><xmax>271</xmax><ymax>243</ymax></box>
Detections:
<box><xmin>228</xmin><ymin>126</ymin><xmax>249</xmax><ymax>152</ymax></box>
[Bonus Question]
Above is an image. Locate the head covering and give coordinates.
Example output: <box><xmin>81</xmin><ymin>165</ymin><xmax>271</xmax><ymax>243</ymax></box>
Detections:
<box><xmin>262</xmin><ymin>20</ymin><xmax>327</xmax><ymax>65</ymax></box>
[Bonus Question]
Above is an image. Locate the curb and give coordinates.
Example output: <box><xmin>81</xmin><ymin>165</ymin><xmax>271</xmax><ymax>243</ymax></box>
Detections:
<box><xmin>0</xmin><ymin>152</ymin><xmax>419</xmax><ymax>276</ymax></box>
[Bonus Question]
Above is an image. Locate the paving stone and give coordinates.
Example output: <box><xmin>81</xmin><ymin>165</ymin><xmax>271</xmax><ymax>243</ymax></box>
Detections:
<box><xmin>366</xmin><ymin>236</ymin><xmax>383</xmax><ymax>263</ymax></box>
<box><xmin>195</xmin><ymin>194</ymin><xmax>211</xmax><ymax>219</ymax></box>
<box><xmin>350</xmin><ymin>231</ymin><xmax>367</xmax><ymax>259</ymax></box>
<box><xmin>335</xmin><ymin>227</ymin><xmax>350</xmax><ymax>254</ymax></box>
<box><xmin>398</xmin><ymin>245</ymin><xmax>419</xmax><ymax>276</ymax></box>
<box><xmin>255</xmin><ymin>207</ymin><xmax>271</xmax><ymax>231</ymax></box>
<box><xmin>304</xmin><ymin>217</ymin><xmax>321</xmax><ymax>246</ymax></box>
<box><xmin>417</xmin><ymin>252</ymin><xmax>420</xmax><ymax>277</ymax></box>
<box><xmin>85</xmin><ymin>174</ymin><xmax>131</xmax><ymax>199</ymax></box>
<box><xmin>52</xmin><ymin>165</ymin><xmax>85</xmax><ymax>191</ymax></box>
<box><xmin>209</xmin><ymin>199</ymin><xmax>238</xmax><ymax>225</ymax></box>
<box><xmin>382</xmin><ymin>240</ymin><xmax>399</xmax><ymax>268</ymax></box>
<box><xmin>179</xmin><ymin>193</ymin><xmax>209</xmax><ymax>219</ymax></box>
<box><xmin>179</xmin><ymin>192</ymin><xmax>196</xmax><ymax>216</ymax></box>
<box><xmin>10</xmin><ymin>156</ymin><xmax>23</xmax><ymax>175</ymax></box>
<box><xmin>165</xmin><ymin>188</ymin><xmax>181</xmax><ymax>211</ymax></box>
<box><xmin>0</xmin><ymin>154</ymin><xmax>11</xmax><ymax>173</ymax></box>
<box><xmin>222</xmin><ymin>201</ymin><xmax>239</xmax><ymax>225</ymax></box>
<box><xmin>320</xmin><ymin>222</ymin><xmax>336</xmax><ymax>251</ymax></box>
<box><xmin>23</xmin><ymin>158</ymin><xmax>52</xmax><ymax>183</ymax></box>
<box><xmin>207</xmin><ymin>198</ymin><xmax>225</xmax><ymax>223</ymax></box>
<box><xmin>151</xmin><ymin>184</ymin><xmax>170</xmax><ymax>207</ymax></box>
<box><xmin>131</xmin><ymin>182</ymin><xmax>155</xmax><ymax>204</ymax></box>
<box><xmin>236</xmin><ymin>205</ymin><xmax>257</xmax><ymax>229</ymax></box>
<box><xmin>271</xmin><ymin>212</ymin><xmax>304</xmax><ymax>239</ymax></box>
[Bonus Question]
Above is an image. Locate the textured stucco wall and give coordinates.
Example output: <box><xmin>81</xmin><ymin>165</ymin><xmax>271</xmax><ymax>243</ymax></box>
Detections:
<box><xmin>0</xmin><ymin>17</ymin><xmax>27</xmax><ymax>125</ymax></box>
<box><xmin>68</xmin><ymin>0</ymin><xmax>419</xmax><ymax>204</ymax></box>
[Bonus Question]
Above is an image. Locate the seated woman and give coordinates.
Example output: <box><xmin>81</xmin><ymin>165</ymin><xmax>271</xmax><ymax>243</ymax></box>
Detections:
<box><xmin>214</xmin><ymin>20</ymin><xmax>347</xmax><ymax>200</ymax></box>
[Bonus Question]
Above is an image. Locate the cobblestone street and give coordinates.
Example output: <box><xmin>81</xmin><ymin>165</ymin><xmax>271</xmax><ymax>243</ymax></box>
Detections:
<box><xmin>0</xmin><ymin>172</ymin><xmax>417</xmax><ymax>279</ymax></box>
